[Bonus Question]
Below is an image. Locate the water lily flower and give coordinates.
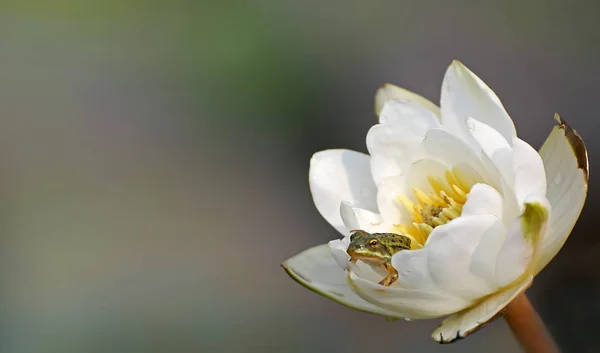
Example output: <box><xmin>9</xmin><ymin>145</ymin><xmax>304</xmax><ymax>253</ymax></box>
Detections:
<box><xmin>282</xmin><ymin>60</ymin><xmax>588</xmax><ymax>343</ymax></box>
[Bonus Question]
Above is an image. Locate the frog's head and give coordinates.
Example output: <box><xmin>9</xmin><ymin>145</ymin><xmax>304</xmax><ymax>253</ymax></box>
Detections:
<box><xmin>346</xmin><ymin>231</ymin><xmax>391</xmax><ymax>265</ymax></box>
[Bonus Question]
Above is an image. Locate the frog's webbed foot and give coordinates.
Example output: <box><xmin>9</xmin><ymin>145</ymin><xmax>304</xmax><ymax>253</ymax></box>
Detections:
<box><xmin>378</xmin><ymin>262</ymin><xmax>399</xmax><ymax>287</ymax></box>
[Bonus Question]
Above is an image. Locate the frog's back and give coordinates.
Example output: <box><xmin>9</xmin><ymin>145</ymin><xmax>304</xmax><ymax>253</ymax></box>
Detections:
<box><xmin>372</xmin><ymin>233</ymin><xmax>412</xmax><ymax>254</ymax></box>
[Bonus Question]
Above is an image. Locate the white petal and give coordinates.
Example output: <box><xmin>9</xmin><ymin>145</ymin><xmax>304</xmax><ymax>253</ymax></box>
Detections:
<box><xmin>347</xmin><ymin>272</ymin><xmax>470</xmax><ymax>319</ymax></box>
<box><xmin>404</xmin><ymin>158</ymin><xmax>450</xmax><ymax>196</ymax></box>
<box><xmin>340</xmin><ymin>201</ymin><xmax>388</xmax><ymax>234</ymax></box>
<box><xmin>512</xmin><ymin>137</ymin><xmax>547</xmax><ymax>208</ymax></box>
<box><xmin>432</xmin><ymin>276</ymin><xmax>533</xmax><ymax>343</ymax></box>
<box><xmin>378</xmin><ymin>99</ymin><xmax>441</xmax><ymax>129</ymax></box>
<box><xmin>309</xmin><ymin>150</ymin><xmax>378</xmax><ymax>235</ymax></box>
<box><xmin>282</xmin><ymin>244</ymin><xmax>404</xmax><ymax>318</ymax></box>
<box><xmin>375</xmin><ymin>83</ymin><xmax>441</xmax><ymax>118</ymax></box>
<box><xmin>467</xmin><ymin>117</ymin><xmax>513</xmax><ymax>183</ymax></box>
<box><xmin>376</xmin><ymin>175</ymin><xmax>412</xmax><ymax>225</ymax></box>
<box><xmin>463</xmin><ymin>122</ymin><xmax>521</xmax><ymax>226</ymax></box>
<box><xmin>421</xmin><ymin>129</ymin><xmax>494</xmax><ymax>187</ymax></box>
<box><xmin>495</xmin><ymin>196</ymin><xmax>550</xmax><ymax>287</ymax></box>
<box><xmin>440</xmin><ymin>60</ymin><xmax>516</xmax><ymax>146</ymax></box>
<box><xmin>532</xmin><ymin>116</ymin><xmax>588</xmax><ymax>274</ymax></box>
<box><xmin>462</xmin><ymin>183</ymin><xmax>504</xmax><ymax>219</ymax></box>
<box><xmin>419</xmin><ymin>214</ymin><xmax>506</xmax><ymax>300</ymax></box>
<box><xmin>328</xmin><ymin>238</ymin><xmax>351</xmax><ymax>270</ymax></box>
<box><xmin>391</xmin><ymin>248</ymin><xmax>441</xmax><ymax>293</ymax></box>
<box><xmin>367</xmin><ymin>100</ymin><xmax>440</xmax><ymax>183</ymax></box>
<box><xmin>367</xmin><ymin>124</ymin><xmax>416</xmax><ymax>184</ymax></box>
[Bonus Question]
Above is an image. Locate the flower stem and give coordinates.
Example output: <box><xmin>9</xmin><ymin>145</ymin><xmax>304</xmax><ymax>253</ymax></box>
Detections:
<box><xmin>504</xmin><ymin>294</ymin><xmax>560</xmax><ymax>353</ymax></box>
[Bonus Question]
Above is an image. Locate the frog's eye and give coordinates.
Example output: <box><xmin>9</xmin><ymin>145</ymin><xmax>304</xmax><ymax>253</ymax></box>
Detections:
<box><xmin>369</xmin><ymin>239</ymin><xmax>379</xmax><ymax>248</ymax></box>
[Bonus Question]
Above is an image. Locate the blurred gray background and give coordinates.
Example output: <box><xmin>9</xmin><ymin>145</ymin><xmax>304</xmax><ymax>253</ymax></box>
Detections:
<box><xmin>0</xmin><ymin>0</ymin><xmax>599</xmax><ymax>352</ymax></box>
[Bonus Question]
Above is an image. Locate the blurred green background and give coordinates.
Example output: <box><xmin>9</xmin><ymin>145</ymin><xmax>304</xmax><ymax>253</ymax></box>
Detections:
<box><xmin>1</xmin><ymin>0</ymin><xmax>599</xmax><ymax>352</ymax></box>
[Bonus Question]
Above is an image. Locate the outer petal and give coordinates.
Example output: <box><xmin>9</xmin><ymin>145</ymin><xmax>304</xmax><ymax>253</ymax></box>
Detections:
<box><xmin>440</xmin><ymin>60</ymin><xmax>516</xmax><ymax>146</ymax></box>
<box><xmin>375</xmin><ymin>83</ymin><xmax>441</xmax><ymax>118</ymax></box>
<box><xmin>347</xmin><ymin>272</ymin><xmax>471</xmax><ymax>319</ymax></box>
<box><xmin>309</xmin><ymin>150</ymin><xmax>378</xmax><ymax>235</ymax></box>
<box><xmin>432</xmin><ymin>276</ymin><xmax>533</xmax><ymax>343</ymax></box>
<box><xmin>282</xmin><ymin>244</ymin><xmax>404</xmax><ymax>318</ymax></box>
<box><xmin>532</xmin><ymin>115</ymin><xmax>588</xmax><ymax>274</ymax></box>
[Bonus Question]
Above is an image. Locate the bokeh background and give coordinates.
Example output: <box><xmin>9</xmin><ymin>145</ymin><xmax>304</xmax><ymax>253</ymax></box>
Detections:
<box><xmin>1</xmin><ymin>1</ymin><xmax>599</xmax><ymax>352</ymax></box>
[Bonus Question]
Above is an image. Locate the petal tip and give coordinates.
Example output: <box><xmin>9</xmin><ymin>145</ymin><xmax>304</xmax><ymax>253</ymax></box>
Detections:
<box><xmin>432</xmin><ymin>308</ymin><xmax>507</xmax><ymax>344</ymax></box>
<box><xmin>450</xmin><ymin>59</ymin><xmax>465</xmax><ymax>69</ymax></box>
<box><xmin>374</xmin><ymin>83</ymin><xmax>441</xmax><ymax>118</ymax></box>
<box><xmin>554</xmin><ymin>113</ymin><xmax>589</xmax><ymax>181</ymax></box>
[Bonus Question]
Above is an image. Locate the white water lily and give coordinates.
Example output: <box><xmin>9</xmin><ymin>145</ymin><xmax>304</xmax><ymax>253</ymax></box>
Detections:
<box><xmin>282</xmin><ymin>60</ymin><xmax>589</xmax><ymax>343</ymax></box>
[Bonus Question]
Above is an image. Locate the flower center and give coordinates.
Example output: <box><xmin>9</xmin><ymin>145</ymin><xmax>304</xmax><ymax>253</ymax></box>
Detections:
<box><xmin>392</xmin><ymin>167</ymin><xmax>473</xmax><ymax>249</ymax></box>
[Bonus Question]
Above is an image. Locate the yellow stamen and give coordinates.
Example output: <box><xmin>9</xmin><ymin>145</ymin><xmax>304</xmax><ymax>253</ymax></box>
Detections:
<box><xmin>394</xmin><ymin>167</ymin><xmax>476</xmax><ymax>247</ymax></box>
<box><xmin>417</xmin><ymin>223</ymin><xmax>434</xmax><ymax>237</ymax></box>
<box><xmin>452</xmin><ymin>184</ymin><xmax>468</xmax><ymax>204</ymax></box>
<box><xmin>427</xmin><ymin>177</ymin><xmax>452</xmax><ymax>206</ymax></box>
<box><xmin>397</xmin><ymin>196</ymin><xmax>422</xmax><ymax>223</ymax></box>
<box><xmin>411</xmin><ymin>222</ymin><xmax>427</xmax><ymax>243</ymax></box>
<box><xmin>442</xmin><ymin>206</ymin><xmax>461</xmax><ymax>219</ymax></box>
<box><xmin>413</xmin><ymin>188</ymin><xmax>438</xmax><ymax>207</ymax></box>
<box><xmin>452</xmin><ymin>167</ymin><xmax>472</xmax><ymax>193</ymax></box>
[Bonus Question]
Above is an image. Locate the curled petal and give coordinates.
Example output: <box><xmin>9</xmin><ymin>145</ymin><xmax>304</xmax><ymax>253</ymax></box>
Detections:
<box><xmin>432</xmin><ymin>277</ymin><xmax>533</xmax><ymax>343</ymax></box>
<box><xmin>375</xmin><ymin>83</ymin><xmax>440</xmax><ymax>118</ymax></box>
<box><xmin>441</xmin><ymin>60</ymin><xmax>516</xmax><ymax>148</ymax></box>
<box><xmin>282</xmin><ymin>244</ymin><xmax>404</xmax><ymax>318</ymax></box>
<box><xmin>309</xmin><ymin>150</ymin><xmax>378</xmax><ymax>235</ymax></box>
<box><xmin>533</xmin><ymin>115</ymin><xmax>588</xmax><ymax>274</ymax></box>
<box><xmin>462</xmin><ymin>183</ymin><xmax>504</xmax><ymax>219</ymax></box>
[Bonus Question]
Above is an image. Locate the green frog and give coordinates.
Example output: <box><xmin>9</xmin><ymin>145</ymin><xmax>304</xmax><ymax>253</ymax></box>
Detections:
<box><xmin>346</xmin><ymin>229</ymin><xmax>412</xmax><ymax>286</ymax></box>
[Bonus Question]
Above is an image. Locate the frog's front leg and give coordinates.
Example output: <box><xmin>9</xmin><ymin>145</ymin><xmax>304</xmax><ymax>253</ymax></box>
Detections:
<box><xmin>378</xmin><ymin>262</ymin><xmax>399</xmax><ymax>286</ymax></box>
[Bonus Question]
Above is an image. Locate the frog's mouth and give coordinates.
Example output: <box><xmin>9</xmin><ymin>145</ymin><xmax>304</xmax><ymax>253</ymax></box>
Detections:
<box><xmin>346</xmin><ymin>249</ymin><xmax>386</xmax><ymax>265</ymax></box>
